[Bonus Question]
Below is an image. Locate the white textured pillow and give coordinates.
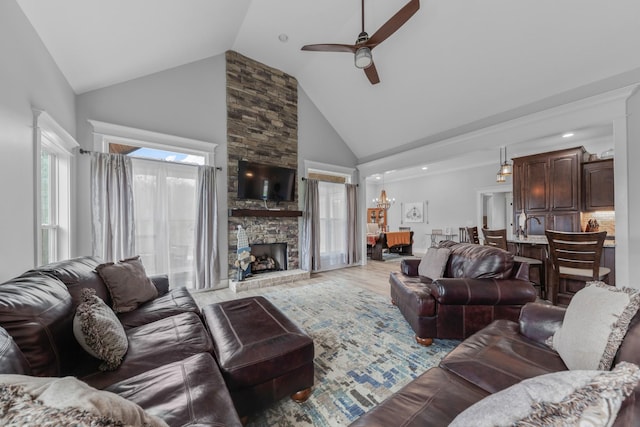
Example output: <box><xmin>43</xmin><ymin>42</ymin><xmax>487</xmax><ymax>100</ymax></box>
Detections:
<box><xmin>418</xmin><ymin>247</ymin><xmax>451</xmax><ymax>279</ymax></box>
<box><xmin>450</xmin><ymin>362</ymin><xmax>640</xmax><ymax>427</ymax></box>
<box><xmin>73</xmin><ymin>288</ymin><xmax>128</xmax><ymax>371</ymax></box>
<box><xmin>0</xmin><ymin>375</ymin><xmax>168</xmax><ymax>427</ymax></box>
<box><xmin>550</xmin><ymin>281</ymin><xmax>640</xmax><ymax>370</ymax></box>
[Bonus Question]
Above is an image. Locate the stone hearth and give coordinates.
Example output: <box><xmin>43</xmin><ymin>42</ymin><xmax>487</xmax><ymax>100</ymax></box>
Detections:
<box><xmin>230</xmin><ymin>269</ymin><xmax>310</xmax><ymax>293</ymax></box>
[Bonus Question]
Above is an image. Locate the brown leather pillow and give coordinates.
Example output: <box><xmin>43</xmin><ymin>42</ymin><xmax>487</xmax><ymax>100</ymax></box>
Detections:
<box><xmin>95</xmin><ymin>256</ymin><xmax>158</xmax><ymax>313</ymax></box>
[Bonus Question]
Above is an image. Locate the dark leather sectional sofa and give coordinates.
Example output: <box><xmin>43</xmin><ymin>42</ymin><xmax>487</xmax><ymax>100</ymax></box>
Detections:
<box><xmin>350</xmin><ymin>302</ymin><xmax>640</xmax><ymax>426</ymax></box>
<box><xmin>0</xmin><ymin>256</ymin><xmax>242</xmax><ymax>426</ymax></box>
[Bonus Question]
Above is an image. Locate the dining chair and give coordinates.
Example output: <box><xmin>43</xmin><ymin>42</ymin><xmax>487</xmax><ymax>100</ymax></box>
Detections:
<box><xmin>466</xmin><ymin>226</ymin><xmax>480</xmax><ymax>244</ymax></box>
<box><xmin>482</xmin><ymin>228</ymin><xmax>546</xmax><ymax>299</ymax></box>
<box><xmin>545</xmin><ymin>230</ymin><xmax>610</xmax><ymax>306</ymax></box>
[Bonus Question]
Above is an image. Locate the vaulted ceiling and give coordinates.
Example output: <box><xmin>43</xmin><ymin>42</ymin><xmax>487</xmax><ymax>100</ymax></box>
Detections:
<box><xmin>16</xmin><ymin>0</ymin><xmax>640</xmax><ymax>165</ymax></box>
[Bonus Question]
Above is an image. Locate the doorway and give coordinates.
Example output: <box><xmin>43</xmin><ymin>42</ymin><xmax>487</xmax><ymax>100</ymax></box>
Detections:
<box><xmin>477</xmin><ymin>186</ymin><xmax>514</xmax><ymax>242</ymax></box>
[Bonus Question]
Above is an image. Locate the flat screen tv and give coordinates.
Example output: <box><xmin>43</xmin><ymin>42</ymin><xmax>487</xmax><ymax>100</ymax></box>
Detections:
<box><xmin>237</xmin><ymin>160</ymin><xmax>296</xmax><ymax>202</ymax></box>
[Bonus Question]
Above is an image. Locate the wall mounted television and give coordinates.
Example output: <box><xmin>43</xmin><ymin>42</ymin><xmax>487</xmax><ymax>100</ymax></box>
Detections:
<box><xmin>237</xmin><ymin>160</ymin><xmax>296</xmax><ymax>202</ymax></box>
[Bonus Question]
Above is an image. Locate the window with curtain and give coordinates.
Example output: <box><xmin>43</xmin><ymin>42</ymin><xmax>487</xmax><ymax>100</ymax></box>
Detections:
<box><xmin>318</xmin><ymin>181</ymin><xmax>348</xmax><ymax>270</ymax></box>
<box><xmin>130</xmin><ymin>158</ymin><xmax>198</xmax><ymax>287</ymax></box>
<box><xmin>90</xmin><ymin>121</ymin><xmax>219</xmax><ymax>289</ymax></box>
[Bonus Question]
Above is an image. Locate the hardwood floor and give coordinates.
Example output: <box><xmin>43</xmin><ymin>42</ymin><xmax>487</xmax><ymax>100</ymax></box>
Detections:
<box><xmin>191</xmin><ymin>258</ymin><xmax>413</xmax><ymax>304</ymax></box>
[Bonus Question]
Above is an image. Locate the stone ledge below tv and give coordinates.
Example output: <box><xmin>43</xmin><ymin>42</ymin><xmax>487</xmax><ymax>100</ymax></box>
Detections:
<box><xmin>229</xmin><ymin>209</ymin><xmax>303</xmax><ymax>217</ymax></box>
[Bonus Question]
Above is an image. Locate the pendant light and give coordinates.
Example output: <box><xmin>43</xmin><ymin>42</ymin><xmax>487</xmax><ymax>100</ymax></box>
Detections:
<box><xmin>496</xmin><ymin>148</ymin><xmax>506</xmax><ymax>183</ymax></box>
<box><xmin>500</xmin><ymin>146</ymin><xmax>513</xmax><ymax>175</ymax></box>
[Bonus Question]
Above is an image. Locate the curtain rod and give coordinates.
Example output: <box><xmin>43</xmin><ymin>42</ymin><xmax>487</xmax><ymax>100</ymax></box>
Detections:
<box><xmin>78</xmin><ymin>148</ymin><xmax>222</xmax><ymax>170</ymax></box>
<box><xmin>301</xmin><ymin>177</ymin><xmax>358</xmax><ymax>186</ymax></box>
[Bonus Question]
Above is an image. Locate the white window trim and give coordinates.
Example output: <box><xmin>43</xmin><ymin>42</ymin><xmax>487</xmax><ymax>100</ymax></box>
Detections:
<box><xmin>88</xmin><ymin>120</ymin><xmax>217</xmax><ymax>164</ymax></box>
<box><xmin>33</xmin><ymin>109</ymin><xmax>79</xmax><ymax>266</ymax></box>
<box><xmin>304</xmin><ymin>160</ymin><xmax>355</xmax><ymax>183</ymax></box>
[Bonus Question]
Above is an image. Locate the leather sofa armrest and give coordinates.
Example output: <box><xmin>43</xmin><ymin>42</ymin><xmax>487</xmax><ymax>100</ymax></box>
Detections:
<box><xmin>401</xmin><ymin>259</ymin><xmax>421</xmax><ymax>276</ymax></box>
<box><xmin>427</xmin><ymin>278</ymin><xmax>537</xmax><ymax>305</ymax></box>
<box><xmin>519</xmin><ymin>302</ymin><xmax>566</xmax><ymax>345</ymax></box>
<box><xmin>150</xmin><ymin>274</ymin><xmax>170</xmax><ymax>296</ymax></box>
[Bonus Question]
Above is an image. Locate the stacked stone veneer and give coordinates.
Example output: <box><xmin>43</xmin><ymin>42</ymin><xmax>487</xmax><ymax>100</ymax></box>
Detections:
<box><xmin>226</xmin><ymin>51</ymin><xmax>299</xmax><ymax>279</ymax></box>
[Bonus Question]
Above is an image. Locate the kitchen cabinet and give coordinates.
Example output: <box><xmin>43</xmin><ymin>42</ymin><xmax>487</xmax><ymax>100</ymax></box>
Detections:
<box><xmin>513</xmin><ymin>146</ymin><xmax>584</xmax><ymax>234</ymax></box>
<box><xmin>367</xmin><ymin>208</ymin><xmax>387</xmax><ymax>231</ymax></box>
<box><xmin>583</xmin><ymin>159</ymin><xmax>614</xmax><ymax>211</ymax></box>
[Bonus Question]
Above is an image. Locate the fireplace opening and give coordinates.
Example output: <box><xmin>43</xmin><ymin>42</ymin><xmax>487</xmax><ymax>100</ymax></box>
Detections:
<box><xmin>250</xmin><ymin>243</ymin><xmax>287</xmax><ymax>274</ymax></box>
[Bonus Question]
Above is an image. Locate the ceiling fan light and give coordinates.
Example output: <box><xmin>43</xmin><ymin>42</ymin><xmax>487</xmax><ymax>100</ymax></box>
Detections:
<box><xmin>355</xmin><ymin>47</ymin><xmax>372</xmax><ymax>69</ymax></box>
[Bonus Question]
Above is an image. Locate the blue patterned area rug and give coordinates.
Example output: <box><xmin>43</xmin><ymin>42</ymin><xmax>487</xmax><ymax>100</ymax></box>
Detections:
<box><xmin>245</xmin><ymin>281</ymin><xmax>459</xmax><ymax>427</ymax></box>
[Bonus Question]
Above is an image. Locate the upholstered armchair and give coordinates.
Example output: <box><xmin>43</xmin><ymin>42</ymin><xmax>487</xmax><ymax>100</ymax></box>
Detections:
<box><xmin>390</xmin><ymin>242</ymin><xmax>537</xmax><ymax>345</ymax></box>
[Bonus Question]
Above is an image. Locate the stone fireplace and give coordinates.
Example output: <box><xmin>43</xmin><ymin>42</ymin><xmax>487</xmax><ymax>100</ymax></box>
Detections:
<box><xmin>226</xmin><ymin>50</ymin><xmax>301</xmax><ymax>282</ymax></box>
<box><xmin>251</xmin><ymin>243</ymin><xmax>287</xmax><ymax>274</ymax></box>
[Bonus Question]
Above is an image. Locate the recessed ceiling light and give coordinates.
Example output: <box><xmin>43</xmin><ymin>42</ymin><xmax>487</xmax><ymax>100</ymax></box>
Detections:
<box><xmin>562</xmin><ymin>132</ymin><xmax>574</xmax><ymax>138</ymax></box>
<box><xmin>421</xmin><ymin>166</ymin><xmax>428</xmax><ymax>170</ymax></box>
<box><xmin>375</xmin><ymin>176</ymin><xmax>381</xmax><ymax>180</ymax></box>
<box><xmin>278</xmin><ymin>34</ymin><xmax>289</xmax><ymax>43</ymax></box>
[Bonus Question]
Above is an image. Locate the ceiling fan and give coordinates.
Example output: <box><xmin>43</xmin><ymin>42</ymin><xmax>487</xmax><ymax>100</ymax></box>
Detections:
<box><xmin>301</xmin><ymin>0</ymin><xmax>420</xmax><ymax>85</ymax></box>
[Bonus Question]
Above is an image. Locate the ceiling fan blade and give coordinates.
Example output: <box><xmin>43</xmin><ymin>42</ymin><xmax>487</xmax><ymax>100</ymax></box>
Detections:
<box><xmin>366</xmin><ymin>0</ymin><xmax>420</xmax><ymax>48</ymax></box>
<box><xmin>364</xmin><ymin>62</ymin><xmax>380</xmax><ymax>85</ymax></box>
<box><xmin>301</xmin><ymin>43</ymin><xmax>357</xmax><ymax>53</ymax></box>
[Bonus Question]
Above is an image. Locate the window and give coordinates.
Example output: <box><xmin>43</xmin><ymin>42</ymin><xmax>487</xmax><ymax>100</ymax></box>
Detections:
<box><xmin>90</xmin><ymin>120</ymin><xmax>216</xmax><ymax>288</ymax></box>
<box><xmin>305</xmin><ymin>161</ymin><xmax>356</xmax><ymax>271</ymax></box>
<box><xmin>34</xmin><ymin>110</ymin><xmax>78</xmax><ymax>266</ymax></box>
<box><xmin>318</xmin><ymin>181</ymin><xmax>348</xmax><ymax>269</ymax></box>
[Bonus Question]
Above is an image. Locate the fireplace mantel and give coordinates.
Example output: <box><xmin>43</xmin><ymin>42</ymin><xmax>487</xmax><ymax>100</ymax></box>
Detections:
<box><xmin>228</xmin><ymin>209</ymin><xmax>303</xmax><ymax>218</ymax></box>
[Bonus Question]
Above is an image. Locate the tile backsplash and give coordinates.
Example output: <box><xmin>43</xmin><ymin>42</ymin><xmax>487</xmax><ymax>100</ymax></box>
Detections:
<box><xmin>580</xmin><ymin>211</ymin><xmax>615</xmax><ymax>237</ymax></box>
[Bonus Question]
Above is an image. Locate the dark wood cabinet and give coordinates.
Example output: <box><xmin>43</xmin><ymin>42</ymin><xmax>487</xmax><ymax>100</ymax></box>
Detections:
<box><xmin>582</xmin><ymin>159</ymin><xmax>614</xmax><ymax>211</ymax></box>
<box><xmin>550</xmin><ymin>153</ymin><xmax>581</xmax><ymax>211</ymax></box>
<box><xmin>513</xmin><ymin>147</ymin><xmax>584</xmax><ymax>234</ymax></box>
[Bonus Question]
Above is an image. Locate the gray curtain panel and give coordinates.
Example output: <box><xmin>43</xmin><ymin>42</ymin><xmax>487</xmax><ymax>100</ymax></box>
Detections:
<box><xmin>301</xmin><ymin>179</ymin><xmax>320</xmax><ymax>272</ymax></box>
<box><xmin>346</xmin><ymin>183</ymin><xmax>359</xmax><ymax>265</ymax></box>
<box><xmin>194</xmin><ymin>165</ymin><xmax>219</xmax><ymax>289</ymax></box>
<box><xmin>90</xmin><ymin>152</ymin><xmax>135</xmax><ymax>262</ymax></box>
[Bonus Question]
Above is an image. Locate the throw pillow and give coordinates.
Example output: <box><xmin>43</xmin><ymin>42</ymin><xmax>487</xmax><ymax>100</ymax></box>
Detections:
<box><xmin>449</xmin><ymin>361</ymin><xmax>640</xmax><ymax>427</ymax></box>
<box><xmin>418</xmin><ymin>247</ymin><xmax>451</xmax><ymax>279</ymax></box>
<box><xmin>0</xmin><ymin>374</ymin><xmax>168</xmax><ymax>427</ymax></box>
<box><xmin>549</xmin><ymin>281</ymin><xmax>640</xmax><ymax>370</ymax></box>
<box><xmin>73</xmin><ymin>288</ymin><xmax>128</xmax><ymax>371</ymax></box>
<box><xmin>96</xmin><ymin>256</ymin><xmax>158</xmax><ymax>313</ymax></box>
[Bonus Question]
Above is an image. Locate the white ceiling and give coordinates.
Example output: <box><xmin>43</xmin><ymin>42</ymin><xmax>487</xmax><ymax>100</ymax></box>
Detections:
<box><xmin>16</xmin><ymin>0</ymin><xmax>640</xmax><ymax>165</ymax></box>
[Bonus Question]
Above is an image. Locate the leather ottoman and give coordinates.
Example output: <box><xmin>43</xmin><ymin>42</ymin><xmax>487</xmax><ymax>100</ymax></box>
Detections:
<box><xmin>202</xmin><ymin>296</ymin><xmax>314</xmax><ymax>418</ymax></box>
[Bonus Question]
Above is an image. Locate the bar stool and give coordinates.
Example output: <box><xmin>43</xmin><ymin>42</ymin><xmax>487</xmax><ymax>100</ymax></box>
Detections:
<box><xmin>545</xmin><ymin>230</ymin><xmax>609</xmax><ymax>306</ymax></box>
<box><xmin>482</xmin><ymin>228</ymin><xmax>546</xmax><ymax>299</ymax></box>
<box><xmin>466</xmin><ymin>226</ymin><xmax>480</xmax><ymax>244</ymax></box>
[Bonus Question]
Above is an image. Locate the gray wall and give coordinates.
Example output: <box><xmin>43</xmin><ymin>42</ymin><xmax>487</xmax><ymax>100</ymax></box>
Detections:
<box><xmin>0</xmin><ymin>1</ymin><xmax>76</xmax><ymax>280</ymax></box>
<box><xmin>298</xmin><ymin>86</ymin><xmax>357</xmax><ymax>169</ymax></box>
<box><xmin>626</xmin><ymin>89</ymin><xmax>640</xmax><ymax>282</ymax></box>
<box><xmin>378</xmin><ymin>163</ymin><xmax>498</xmax><ymax>251</ymax></box>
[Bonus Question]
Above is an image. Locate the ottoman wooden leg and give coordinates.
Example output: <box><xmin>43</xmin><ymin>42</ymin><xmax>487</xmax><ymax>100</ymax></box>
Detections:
<box><xmin>415</xmin><ymin>336</ymin><xmax>433</xmax><ymax>346</ymax></box>
<box><xmin>291</xmin><ymin>387</ymin><xmax>312</xmax><ymax>403</ymax></box>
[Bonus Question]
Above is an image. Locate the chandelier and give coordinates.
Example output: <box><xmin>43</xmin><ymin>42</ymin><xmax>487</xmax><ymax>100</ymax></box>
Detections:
<box><xmin>496</xmin><ymin>146</ymin><xmax>512</xmax><ymax>183</ymax></box>
<box><xmin>373</xmin><ymin>174</ymin><xmax>395</xmax><ymax>209</ymax></box>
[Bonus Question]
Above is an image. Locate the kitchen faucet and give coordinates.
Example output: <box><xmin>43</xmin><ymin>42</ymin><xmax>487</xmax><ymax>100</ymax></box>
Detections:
<box><xmin>524</xmin><ymin>216</ymin><xmax>541</xmax><ymax>238</ymax></box>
